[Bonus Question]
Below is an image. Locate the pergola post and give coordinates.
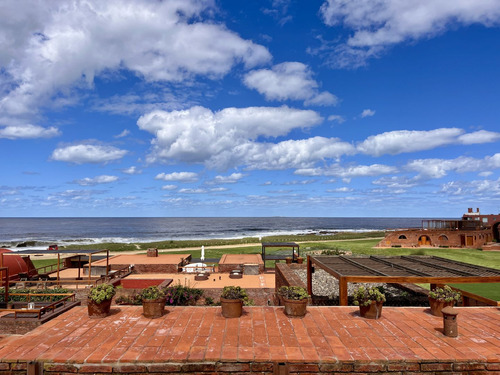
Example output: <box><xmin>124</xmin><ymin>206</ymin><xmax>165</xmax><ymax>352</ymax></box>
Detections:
<box><xmin>57</xmin><ymin>253</ymin><xmax>60</xmax><ymax>285</ymax></box>
<box><xmin>88</xmin><ymin>254</ymin><xmax>92</xmax><ymax>283</ymax></box>
<box><xmin>339</xmin><ymin>277</ymin><xmax>348</xmax><ymax>306</ymax></box>
<box><xmin>0</xmin><ymin>267</ymin><xmax>9</xmax><ymax>304</ymax></box>
<box><xmin>306</xmin><ymin>255</ymin><xmax>313</xmax><ymax>296</ymax></box>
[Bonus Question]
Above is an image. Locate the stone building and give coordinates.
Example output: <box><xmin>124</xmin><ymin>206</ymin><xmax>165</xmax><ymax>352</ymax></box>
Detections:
<box><xmin>377</xmin><ymin>208</ymin><xmax>500</xmax><ymax>249</ymax></box>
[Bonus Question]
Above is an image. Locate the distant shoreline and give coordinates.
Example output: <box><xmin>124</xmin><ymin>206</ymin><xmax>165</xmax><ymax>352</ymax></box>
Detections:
<box><xmin>4</xmin><ymin>232</ymin><xmax>387</xmax><ymax>252</ymax></box>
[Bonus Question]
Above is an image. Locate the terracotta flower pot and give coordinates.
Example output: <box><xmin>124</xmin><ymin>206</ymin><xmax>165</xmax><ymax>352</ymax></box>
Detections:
<box><xmin>359</xmin><ymin>301</ymin><xmax>383</xmax><ymax>319</ymax></box>
<box><xmin>296</xmin><ymin>257</ymin><xmax>304</xmax><ymax>264</ymax></box>
<box><xmin>283</xmin><ymin>298</ymin><xmax>307</xmax><ymax>317</ymax></box>
<box><xmin>428</xmin><ymin>297</ymin><xmax>454</xmax><ymax>317</ymax></box>
<box><xmin>87</xmin><ymin>298</ymin><xmax>112</xmax><ymax>318</ymax></box>
<box><xmin>220</xmin><ymin>297</ymin><xmax>243</xmax><ymax>318</ymax></box>
<box><xmin>285</xmin><ymin>257</ymin><xmax>292</xmax><ymax>265</ymax></box>
<box><xmin>142</xmin><ymin>298</ymin><xmax>166</xmax><ymax>319</ymax></box>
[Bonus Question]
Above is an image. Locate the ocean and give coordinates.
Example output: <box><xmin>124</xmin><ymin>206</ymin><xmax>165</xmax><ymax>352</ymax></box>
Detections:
<box><xmin>0</xmin><ymin>217</ymin><xmax>426</xmax><ymax>250</ymax></box>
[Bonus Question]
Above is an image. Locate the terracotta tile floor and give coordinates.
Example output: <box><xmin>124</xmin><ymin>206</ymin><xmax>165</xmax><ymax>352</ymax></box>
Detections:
<box><xmin>0</xmin><ymin>306</ymin><xmax>498</xmax><ymax>364</ymax></box>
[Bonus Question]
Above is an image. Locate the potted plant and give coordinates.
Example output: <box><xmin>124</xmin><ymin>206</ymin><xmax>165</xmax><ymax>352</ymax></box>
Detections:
<box><xmin>278</xmin><ymin>286</ymin><xmax>309</xmax><ymax>317</ymax></box>
<box><xmin>352</xmin><ymin>285</ymin><xmax>386</xmax><ymax>319</ymax></box>
<box><xmin>87</xmin><ymin>283</ymin><xmax>116</xmax><ymax>318</ymax></box>
<box><xmin>141</xmin><ymin>286</ymin><xmax>166</xmax><ymax>318</ymax></box>
<box><xmin>428</xmin><ymin>285</ymin><xmax>461</xmax><ymax>317</ymax></box>
<box><xmin>220</xmin><ymin>286</ymin><xmax>249</xmax><ymax>318</ymax></box>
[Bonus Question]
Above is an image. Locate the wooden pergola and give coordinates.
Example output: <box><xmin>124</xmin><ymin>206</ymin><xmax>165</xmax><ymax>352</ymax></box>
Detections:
<box><xmin>307</xmin><ymin>255</ymin><xmax>500</xmax><ymax>306</ymax></box>
<box><xmin>261</xmin><ymin>242</ymin><xmax>300</xmax><ymax>263</ymax></box>
<box><xmin>1</xmin><ymin>249</ymin><xmax>110</xmax><ymax>284</ymax></box>
<box><xmin>0</xmin><ymin>267</ymin><xmax>9</xmax><ymax>303</ymax></box>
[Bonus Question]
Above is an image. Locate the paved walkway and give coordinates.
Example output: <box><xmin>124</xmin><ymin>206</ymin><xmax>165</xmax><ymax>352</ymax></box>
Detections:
<box><xmin>0</xmin><ymin>306</ymin><xmax>498</xmax><ymax>364</ymax></box>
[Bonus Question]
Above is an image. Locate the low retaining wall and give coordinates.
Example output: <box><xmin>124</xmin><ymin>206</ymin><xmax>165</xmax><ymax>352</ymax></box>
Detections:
<box><xmin>2</xmin><ymin>360</ymin><xmax>499</xmax><ymax>375</ymax></box>
<box><xmin>275</xmin><ymin>263</ymin><xmax>306</xmax><ymax>290</ymax></box>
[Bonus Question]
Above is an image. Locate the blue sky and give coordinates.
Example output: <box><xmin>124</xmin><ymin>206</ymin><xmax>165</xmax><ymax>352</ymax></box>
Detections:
<box><xmin>1</xmin><ymin>0</ymin><xmax>500</xmax><ymax>218</ymax></box>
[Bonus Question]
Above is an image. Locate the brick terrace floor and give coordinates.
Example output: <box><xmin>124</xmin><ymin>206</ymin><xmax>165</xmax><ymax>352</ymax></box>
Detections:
<box><xmin>0</xmin><ymin>306</ymin><xmax>498</xmax><ymax>365</ymax></box>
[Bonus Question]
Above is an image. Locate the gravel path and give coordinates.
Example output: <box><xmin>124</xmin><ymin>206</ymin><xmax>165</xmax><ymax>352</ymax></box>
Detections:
<box><xmin>294</xmin><ymin>268</ymin><xmax>403</xmax><ymax>298</ymax></box>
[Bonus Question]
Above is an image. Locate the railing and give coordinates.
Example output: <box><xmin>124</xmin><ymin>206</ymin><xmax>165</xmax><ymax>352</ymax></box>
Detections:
<box><xmin>5</xmin><ymin>293</ymin><xmax>77</xmax><ymax>319</ymax></box>
<box><xmin>10</xmin><ymin>265</ymin><xmax>133</xmax><ymax>290</ymax></box>
<box><xmin>35</xmin><ymin>264</ymin><xmax>64</xmax><ymax>276</ymax></box>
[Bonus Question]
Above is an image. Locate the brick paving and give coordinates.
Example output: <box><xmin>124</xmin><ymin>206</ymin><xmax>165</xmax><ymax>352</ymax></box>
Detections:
<box><xmin>0</xmin><ymin>306</ymin><xmax>498</xmax><ymax>365</ymax></box>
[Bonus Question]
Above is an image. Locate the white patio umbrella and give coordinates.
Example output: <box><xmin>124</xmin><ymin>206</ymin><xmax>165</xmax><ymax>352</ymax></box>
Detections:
<box><xmin>201</xmin><ymin>245</ymin><xmax>205</xmax><ymax>261</ymax></box>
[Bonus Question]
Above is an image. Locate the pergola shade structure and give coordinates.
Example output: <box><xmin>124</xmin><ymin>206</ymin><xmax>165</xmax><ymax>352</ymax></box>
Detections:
<box><xmin>1</xmin><ymin>249</ymin><xmax>110</xmax><ymax>284</ymax></box>
<box><xmin>307</xmin><ymin>255</ymin><xmax>500</xmax><ymax>305</ymax></box>
<box><xmin>261</xmin><ymin>242</ymin><xmax>300</xmax><ymax>263</ymax></box>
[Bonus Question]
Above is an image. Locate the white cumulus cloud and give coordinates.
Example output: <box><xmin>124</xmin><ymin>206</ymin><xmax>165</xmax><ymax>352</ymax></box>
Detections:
<box><xmin>75</xmin><ymin>175</ymin><xmax>119</xmax><ymax>186</ymax></box>
<box><xmin>295</xmin><ymin>163</ymin><xmax>397</xmax><ymax>178</ymax></box>
<box><xmin>0</xmin><ymin>125</ymin><xmax>60</xmax><ymax>139</ymax></box>
<box><xmin>458</xmin><ymin>130</ymin><xmax>500</xmax><ymax>145</ymax></box>
<box><xmin>162</xmin><ymin>185</ymin><xmax>178</xmax><ymax>191</ymax></box>
<box><xmin>115</xmin><ymin>130</ymin><xmax>130</xmax><ymax>138</ymax></box>
<box><xmin>211</xmin><ymin>173</ymin><xmax>245</xmax><ymax>184</ymax></box>
<box><xmin>328</xmin><ymin>115</ymin><xmax>345</xmax><ymax>124</ymax></box>
<box><xmin>440</xmin><ymin>178</ymin><xmax>500</xmax><ymax>197</ymax></box>
<box><xmin>407</xmin><ymin>153</ymin><xmax>500</xmax><ymax>179</ymax></box>
<box><xmin>357</xmin><ymin>128</ymin><xmax>464</xmax><ymax>156</ymax></box>
<box><xmin>360</xmin><ymin>109</ymin><xmax>375</xmax><ymax>118</ymax></box>
<box><xmin>138</xmin><ymin>105</ymin><xmax>323</xmax><ymax>170</ymax></box>
<box><xmin>243</xmin><ymin>62</ymin><xmax>337</xmax><ymax>106</ymax></box>
<box><xmin>179</xmin><ymin>188</ymin><xmax>206</xmax><ymax>194</ymax></box>
<box><xmin>320</xmin><ymin>0</ymin><xmax>500</xmax><ymax>67</ymax></box>
<box><xmin>155</xmin><ymin>172</ymin><xmax>199</xmax><ymax>183</ymax></box>
<box><xmin>51</xmin><ymin>144</ymin><xmax>127</xmax><ymax>164</ymax></box>
<box><xmin>0</xmin><ymin>0</ymin><xmax>271</xmax><ymax>126</ymax></box>
<box><xmin>122</xmin><ymin>166</ymin><xmax>141</xmax><ymax>175</ymax></box>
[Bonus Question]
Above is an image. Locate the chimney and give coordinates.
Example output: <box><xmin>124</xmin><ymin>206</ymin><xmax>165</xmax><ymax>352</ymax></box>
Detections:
<box><xmin>476</xmin><ymin>208</ymin><xmax>480</xmax><ymax>213</ymax></box>
<box><xmin>147</xmin><ymin>248</ymin><xmax>158</xmax><ymax>257</ymax></box>
<box><xmin>468</xmin><ymin>208</ymin><xmax>473</xmax><ymax>213</ymax></box>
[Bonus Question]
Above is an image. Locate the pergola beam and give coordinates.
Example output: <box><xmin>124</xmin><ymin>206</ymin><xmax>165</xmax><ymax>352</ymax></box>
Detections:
<box><xmin>307</xmin><ymin>255</ymin><xmax>500</xmax><ymax>306</ymax></box>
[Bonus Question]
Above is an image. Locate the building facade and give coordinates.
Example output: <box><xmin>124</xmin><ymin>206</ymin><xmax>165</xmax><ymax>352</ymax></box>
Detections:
<box><xmin>377</xmin><ymin>208</ymin><xmax>500</xmax><ymax>249</ymax></box>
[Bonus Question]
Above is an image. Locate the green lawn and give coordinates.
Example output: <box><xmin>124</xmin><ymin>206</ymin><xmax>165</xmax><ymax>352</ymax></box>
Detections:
<box><xmin>449</xmin><ymin>283</ymin><xmax>500</xmax><ymax>301</ymax></box>
<box><xmin>31</xmin><ymin>258</ymin><xmax>60</xmax><ymax>270</ymax></box>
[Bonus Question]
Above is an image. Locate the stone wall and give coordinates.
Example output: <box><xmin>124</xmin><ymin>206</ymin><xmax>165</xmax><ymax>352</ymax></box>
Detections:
<box><xmin>0</xmin><ymin>319</ymin><xmax>41</xmax><ymax>335</ymax></box>
<box><xmin>275</xmin><ymin>263</ymin><xmax>306</xmax><ymax>290</ymax></box>
<box><xmin>110</xmin><ymin>263</ymin><xmax>180</xmax><ymax>273</ymax></box>
<box><xmin>378</xmin><ymin>228</ymin><xmax>493</xmax><ymax>248</ymax></box>
<box><xmin>218</xmin><ymin>263</ymin><xmax>264</xmax><ymax>274</ymax></box>
<box><xmin>2</xmin><ymin>360</ymin><xmax>499</xmax><ymax>375</ymax></box>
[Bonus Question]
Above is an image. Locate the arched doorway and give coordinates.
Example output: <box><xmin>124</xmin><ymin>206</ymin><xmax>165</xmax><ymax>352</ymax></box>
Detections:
<box><xmin>418</xmin><ymin>235</ymin><xmax>431</xmax><ymax>246</ymax></box>
<box><xmin>493</xmin><ymin>222</ymin><xmax>500</xmax><ymax>242</ymax></box>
